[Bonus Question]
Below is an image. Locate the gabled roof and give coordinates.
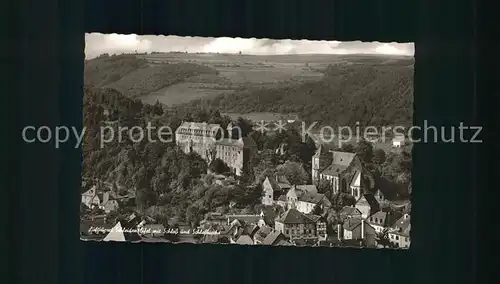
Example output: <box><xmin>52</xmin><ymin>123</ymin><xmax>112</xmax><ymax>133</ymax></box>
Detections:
<box><xmin>265</xmin><ymin>175</ymin><xmax>291</xmax><ymax>191</ymax></box>
<box><xmin>342</xmin><ymin>218</ymin><xmax>373</xmax><ymax>232</ymax></box>
<box><xmin>262</xmin><ymin>231</ymin><xmax>285</xmax><ymax>245</ymax></box>
<box><xmin>321</xmin><ymin>151</ymin><xmax>356</xmax><ymax>177</ymax></box>
<box><xmin>356</xmin><ymin>194</ymin><xmax>380</xmax><ymax>210</ymax></box>
<box><xmin>389</xmin><ymin>214</ymin><xmax>411</xmax><ymax>237</ymax></box>
<box><xmin>276</xmin><ymin>209</ymin><xmax>316</xmax><ymax>224</ymax></box>
<box><xmin>305</xmin><ymin>214</ymin><xmax>323</xmax><ymax>223</ymax></box>
<box><xmin>295</xmin><ymin>185</ymin><xmax>318</xmax><ymax>194</ymax></box>
<box><xmin>332</xmin><ymin>151</ymin><xmax>356</xmax><ymax>166</ymax></box>
<box><xmin>235</xmin><ymin>234</ymin><xmax>254</xmax><ymax>245</ymax></box>
<box><xmin>368</xmin><ymin>211</ymin><xmax>402</xmax><ymax>227</ymax></box>
<box><xmin>321</xmin><ymin>164</ymin><xmax>348</xmax><ymax>177</ymax></box>
<box><xmin>339</xmin><ymin>206</ymin><xmax>362</xmax><ymax>216</ymax></box>
<box><xmin>243</xmin><ymin>224</ymin><xmax>260</xmax><ymax>237</ymax></box>
<box><xmin>276</xmin><ymin>240</ymin><xmax>293</xmax><ymax>246</ymax></box>
<box><xmin>366</xmin><ymin>211</ymin><xmax>387</xmax><ymax>227</ymax></box>
<box><xmin>103</xmin><ymin>221</ymin><xmax>141</xmax><ymax>242</ymax></box>
<box><xmin>277</xmin><ymin>195</ymin><xmax>287</xmax><ymax>202</ymax></box>
<box><xmin>254</xmin><ymin>226</ymin><xmax>273</xmax><ymax>243</ymax></box>
<box><xmin>298</xmin><ymin>192</ymin><xmax>325</xmax><ymax>204</ymax></box>
<box><xmin>82</xmin><ymin>185</ymin><xmax>97</xmax><ymax>197</ymax></box>
<box><xmin>227</xmin><ymin>215</ymin><xmax>261</xmax><ymax>226</ymax></box>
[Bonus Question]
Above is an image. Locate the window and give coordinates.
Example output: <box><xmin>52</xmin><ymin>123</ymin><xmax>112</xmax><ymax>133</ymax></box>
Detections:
<box><xmin>286</xmin><ymin>230</ymin><xmax>289</xmax><ymax>235</ymax></box>
<box><xmin>395</xmin><ymin>236</ymin><xmax>399</xmax><ymax>240</ymax></box>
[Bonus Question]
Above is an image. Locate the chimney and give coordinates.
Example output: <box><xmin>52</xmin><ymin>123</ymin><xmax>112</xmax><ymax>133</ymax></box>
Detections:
<box><xmin>361</xmin><ymin>219</ymin><xmax>365</xmax><ymax>240</ymax></box>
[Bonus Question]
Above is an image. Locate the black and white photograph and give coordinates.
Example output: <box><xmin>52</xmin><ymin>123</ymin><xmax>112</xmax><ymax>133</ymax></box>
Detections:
<box><xmin>80</xmin><ymin>33</ymin><xmax>414</xmax><ymax>249</ymax></box>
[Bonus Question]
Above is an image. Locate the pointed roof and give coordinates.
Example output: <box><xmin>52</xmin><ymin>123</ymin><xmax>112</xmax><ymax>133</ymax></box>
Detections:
<box><xmin>321</xmin><ymin>151</ymin><xmax>357</xmax><ymax>177</ymax></box>
<box><xmin>103</xmin><ymin>222</ymin><xmax>126</xmax><ymax>242</ymax></box>
<box><xmin>339</xmin><ymin>206</ymin><xmax>362</xmax><ymax>216</ymax></box>
<box><xmin>343</xmin><ymin>218</ymin><xmax>374</xmax><ymax>232</ymax></box>
<box><xmin>298</xmin><ymin>192</ymin><xmax>325</xmax><ymax>204</ymax></box>
<box><xmin>235</xmin><ymin>234</ymin><xmax>254</xmax><ymax>245</ymax></box>
<box><xmin>389</xmin><ymin>214</ymin><xmax>411</xmax><ymax>237</ymax></box>
<box><xmin>82</xmin><ymin>185</ymin><xmax>97</xmax><ymax>197</ymax></box>
<box><xmin>276</xmin><ymin>209</ymin><xmax>316</xmax><ymax>224</ymax></box>
<box><xmin>356</xmin><ymin>194</ymin><xmax>380</xmax><ymax>211</ymax></box>
<box><xmin>350</xmin><ymin>171</ymin><xmax>362</xmax><ymax>187</ymax></box>
<box><xmin>262</xmin><ymin>231</ymin><xmax>286</xmax><ymax>245</ymax></box>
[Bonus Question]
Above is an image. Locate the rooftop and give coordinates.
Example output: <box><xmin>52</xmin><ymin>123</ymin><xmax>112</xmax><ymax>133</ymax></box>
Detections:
<box><xmin>276</xmin><ymin>208</ymin><xmax>316</xmax><ymax>224</ymax></box>
<box><xmin>298</xmin><ymin>192</ymin><xmax>325</xmax><ymax>204</ymax></box>
<box><xmin>262</xmin><ymin>231</ymin><xmax>285</xmax><ymax>246</ymax></box>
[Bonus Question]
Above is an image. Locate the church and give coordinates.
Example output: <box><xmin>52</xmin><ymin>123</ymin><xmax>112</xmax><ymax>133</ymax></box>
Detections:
<box><xmin>311</xmin><ymin>145</ymin><xmax>375</xmax><ymax>199</ymax></box>
<box><xmin>175</xmin><ymin>122</ymin><xmax>256</xmax><ymax>176</ymax></box>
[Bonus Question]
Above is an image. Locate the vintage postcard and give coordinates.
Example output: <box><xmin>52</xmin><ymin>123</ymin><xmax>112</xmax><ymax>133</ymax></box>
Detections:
<box><xmin>81</xmin><ymin>34</ymin><xmax>413</xmax><ymax>248</ymax></box>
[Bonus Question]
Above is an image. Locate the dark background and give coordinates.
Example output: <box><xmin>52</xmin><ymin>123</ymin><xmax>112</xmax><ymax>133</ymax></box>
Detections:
<box><xmin>3</xmin><ymin>0</ymin><xmax>490</xmax><ymax>283</ymax></box>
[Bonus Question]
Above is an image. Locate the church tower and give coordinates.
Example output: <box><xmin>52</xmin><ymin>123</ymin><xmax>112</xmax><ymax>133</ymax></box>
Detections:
<box><xmin>311</xmin><ymin>144</ymin><xmax>333</xmax><ymax>185</ymax></box>
<box><xmin>312</xmin><ymin>145</ymin><xmax>323</xmax><ymax>185</ymax></box>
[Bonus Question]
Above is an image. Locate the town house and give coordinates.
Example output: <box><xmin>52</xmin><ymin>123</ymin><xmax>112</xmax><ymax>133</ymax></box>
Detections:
<box><xmin>341</xmin><ymin>217</ymin><xmax>377</xmax><ymax>247</ymax></box>
<box><xmin>355</xmin><ymin>194</ymin><xmax>380</xmax><ymax>219</ymax></box>
<box><xmin>366</xmin><ymin>210</ymin><xmax>403</xmax><ymax>234</ymax></box>
<box><xmin>274</xmin><ymin>208</ymin><xmax>317</xmax><ymax>240</ymax></box>
<box><xmin>261</xmin><ymin>174</ymin><xmax>291</xmax><ymax>206</ymax></box>
<box><xmin>388</xmin><ymin>213</ymin><xmax>411</xmax><ymax>248</ymax></box>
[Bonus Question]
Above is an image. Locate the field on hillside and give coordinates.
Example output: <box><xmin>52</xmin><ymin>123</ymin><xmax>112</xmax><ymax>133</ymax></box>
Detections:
<box><xmin>85</xmin><ymin>52</ymin><xmax>414</xmax><ymax>129</ymax></box>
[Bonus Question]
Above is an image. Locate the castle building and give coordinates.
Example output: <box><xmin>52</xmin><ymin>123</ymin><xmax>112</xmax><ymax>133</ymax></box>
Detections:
<box><xmin>175</xmin><ymin>122</ymin><xmax>256</xmax><ymax>176</ymax></box>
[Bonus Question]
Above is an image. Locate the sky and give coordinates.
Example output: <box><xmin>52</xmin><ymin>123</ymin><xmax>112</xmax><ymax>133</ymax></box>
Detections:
<box><xmin>85</xmin><ymin>33</ymin><xmax>414</xmax><ymax>59</ymax></box>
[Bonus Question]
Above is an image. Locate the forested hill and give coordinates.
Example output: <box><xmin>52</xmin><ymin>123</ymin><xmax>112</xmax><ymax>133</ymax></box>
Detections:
<box><xmin>84</xmin><ymin>54</ymin><xmax>219</xmax><ymax>98</ymax></box>
<box><xmin>189</xmin><ymin>59</ymin><xmax>414</xmax><ymax>128</ymax></box>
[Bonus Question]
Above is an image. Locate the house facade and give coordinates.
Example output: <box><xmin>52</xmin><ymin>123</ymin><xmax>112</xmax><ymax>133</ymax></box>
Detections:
<box><xmin>388</xmin><ymin>213</ymin><xmax>411</xmax><ymax>248</ymax></box>
<box><xmin>275</xmin><ymin>209</ymin><xmax>317</xmax><ymax>240</ymax></box>
<box><xmin>81</xmin><ymin>186</ymin><xmax>101</xmax><ymax>208</ymax></box>
<box><xmin>342</xmin><ymin>218</ymin><xmax>376</xmax><ymax>246</ymax></box>
<box><xmin>295</xmin><ymin>192</ymin><xmax>330</xmax><ymax>214</ymax></box>
<box><xmin>366</xmin><ymin>211</ymin><xmax>402</xmax><ymax>234</ymax></box>
<box><xmin>261</xmin><ymin>175</ymin><xmax>291</xmax><ymax>206</ymax></box>
<box><xmin>355</xmin><ymin>194</ymin><xmax>379</xmax><ymax>219</ymax></box>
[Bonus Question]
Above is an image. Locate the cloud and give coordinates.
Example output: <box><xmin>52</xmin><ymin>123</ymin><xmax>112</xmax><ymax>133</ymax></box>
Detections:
<box><xmin>85</xmin><ymin>33</ymin><xmax>414</xmax><ymax>59</ymax></box>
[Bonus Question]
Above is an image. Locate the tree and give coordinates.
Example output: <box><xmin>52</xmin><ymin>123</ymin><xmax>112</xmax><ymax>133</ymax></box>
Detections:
<box><xmin>355</xmin><ymin>139</ymin><xmax>374</xmax><ymax>163</ymax></box>
<box><xmin>152</xmin><ymin>100</ymin><xmax>164</xmax><ymax>116</ymax></box>
<box><xmin>372</xmin><ymin>149</ymin><xmax>387</xmax><ymax>165</ymax></box>
<box><xmin>340</xmin><ymin>143</ymin><xmax>355</xmax><ymax>153</ymax></box>
<box><xmin>276</xmin><ymin>161</ymin><xmax>309</xmax><ymax>185</ymax></box>
<box><xmin>317</xmin><ymin>178</ymin><xmax>332</xmax><ymax>194</ymax></box>
<box><xmin>209</xmin><ymin>158</ymin><xmax>230</xmax><ymax>174</ymax></box>
<box><xmin>233</xmin><ymin>117</ymin><xmax>254</xmax><ymax>138</ymax></box>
